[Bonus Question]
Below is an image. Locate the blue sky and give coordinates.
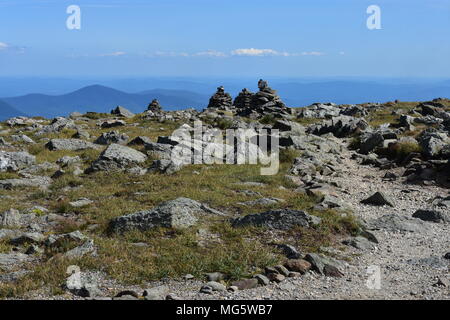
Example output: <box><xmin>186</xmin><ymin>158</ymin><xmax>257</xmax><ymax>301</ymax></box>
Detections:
<box><xmin>1</xmin><ymin>0</ymin><xmax>450</xmax><ymax>77</ymax></box>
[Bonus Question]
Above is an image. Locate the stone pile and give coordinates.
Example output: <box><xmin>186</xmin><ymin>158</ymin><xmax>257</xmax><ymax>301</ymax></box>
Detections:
<box><xmin>207</xmin><ymin>86</ymin><xmax>233</xmax><ymax>111</ymax></box>
<box><xmin>237</xmin><ymin>80</ymin><xmax>289</xmax><ymax>118</ymax></box>
<box><xmin>147</xmin><ymin>99</ymin><xmax>162</xmax><ymax>113</ymax></box>
<box><xmin>233</xmin><ymin>88</ymin><xmax>254</xmax><ymax>110</ymax></box>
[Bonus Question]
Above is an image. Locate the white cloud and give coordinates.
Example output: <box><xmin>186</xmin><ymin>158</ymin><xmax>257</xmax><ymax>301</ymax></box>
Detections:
<box><xmin>0</xmin><ymin>42</ymin><xmax>25</xmax><ymax>54</ymax></box>
<box><xmin>194</xmin><ymin>50</ymin><xmax>227</xmax><ymax>57</ymax></box>
<box><xmin>152</xmin><ymin>51</ymin><xmax>190</xmax><ymax>57</ymax></box>
<box><xmin>230</xmin><ymin>48</ymin><xmax>324</xmax><ymax>57</ymax></box>
<box><xmin>0</xmin><ymin>42</ymin><xmax>9</xmax><ymax>50</ymax></box>
<box><xmin>99</xmin><ymin>51</ymin><xmax>127</xmax><ymax>57</ymax></box>
<box><xmin>301</xmin><ymin>51</ymin><xmax>325</xmax><ymax>56</ymax></box>
<box><xmin>339</xmin><ymin>51</ymin><xmax>345</xmax><ymax>55</ymax></box>
<box><xmin>231</xmin><ymin>48</ymin><xmax>288</xmax><ymax>57</ymax></box>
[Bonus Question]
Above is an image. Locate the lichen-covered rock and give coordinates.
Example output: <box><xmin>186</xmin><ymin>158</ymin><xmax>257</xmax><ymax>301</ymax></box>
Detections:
<box><xmin>111</xmin><ymin>106</ymin><xmax>134</xmax><ymax>118</ymax></box>
<box><xmin>231</xmin><ymin>209</ymin><xmax>321</xmax><ymax>230</ymax></box>
<box><xmin>109</xmin><ymin>198</ymin><xmax>224</xmax><ymax>233</ymax></box>
<box><xmin>46</xmin><ymin>139</ymin><xmax>97</xmax><ymax>151</ymax></box>
<box><xmin>0</xmin><ymin>176</ymin><xmax>52</xmax><ymax>190</ymax></box>
<box><xmin>0</xmin><ymin>151</ymin><xmax>36</xmax><ymax>172</ymax></box>
<box><xmin>86</xmin><ymin>143</ymin><xmax>147</xmax><ymax>173</ymax></box>
<box><xmin>94</xmin><ymin>131</ymin><xmax>129</xmax><ymax>145</ymax></box>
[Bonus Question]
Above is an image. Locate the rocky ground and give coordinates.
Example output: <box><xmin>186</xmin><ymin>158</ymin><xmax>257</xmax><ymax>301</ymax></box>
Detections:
<box><xmin>0</xmin><ymin>80</ymin><xmax>449</xmax><ymax>300</ymax></box>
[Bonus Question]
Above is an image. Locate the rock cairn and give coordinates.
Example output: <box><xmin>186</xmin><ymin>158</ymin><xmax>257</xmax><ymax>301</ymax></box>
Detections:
<box><xmin>207</xmin><ymin>86</ymin><xmax>233</xmax><ymax>111</ymax></box>
<box><xmin>147</xmin><ymin>99</ymin><xmax>162</xmax><ymax>113</ymax></box>
<box><xmin>237</xmin><ymin>79</ymin><xmax>289</xmax><ymax>118</ymax></box>
<box><xmin>233</xmin><ymin>88</ymin><xmax>254</xmax><ymax>110</ymax></box>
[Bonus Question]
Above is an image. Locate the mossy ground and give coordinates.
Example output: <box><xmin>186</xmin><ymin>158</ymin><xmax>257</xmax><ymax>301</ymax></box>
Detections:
<box><xmin>0</xmin><ymin>112</ymin><xmax>363</xmax><ymax>298</ymax></box>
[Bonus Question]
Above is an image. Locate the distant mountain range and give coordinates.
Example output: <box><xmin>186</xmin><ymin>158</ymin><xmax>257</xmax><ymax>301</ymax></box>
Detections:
<box><xmin>1</xmin><ymin>85</ymin><xmax>209</xmax><ymax>120</ymax></box>
<box><xmin>0</xmin><ymin>100</ymin><xmax>26</xmax><ymax>120</ymax></box>
<box><xmin>0</xmin><ymin>78</ymin><xmax>449</xmax><ymax>120</ymax></box>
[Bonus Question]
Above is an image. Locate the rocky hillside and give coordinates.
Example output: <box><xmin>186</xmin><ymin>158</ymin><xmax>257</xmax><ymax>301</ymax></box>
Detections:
<box><xmin>0</xmin><ymin>81</ymin><xmax>449</xmax><ymax>300</ymax></box>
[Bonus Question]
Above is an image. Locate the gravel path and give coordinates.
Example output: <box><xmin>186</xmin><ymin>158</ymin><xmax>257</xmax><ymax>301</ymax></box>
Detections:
<box><xmin>20</xmin><ymin>150</ymin><xmax>450</xmax><ymax>300</ymax></box>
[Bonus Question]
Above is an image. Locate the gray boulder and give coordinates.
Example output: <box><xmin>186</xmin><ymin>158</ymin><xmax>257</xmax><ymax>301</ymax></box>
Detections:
<box><xmin>418</xmin><ymin>129</ymin><xmax>449</xmax><ymax>158</ymax></box>
<box><xmin>367</xmin><ymin>214</ymin><xmax>430</xmax><ymax>233</ymax></box>
<box><xmin>37</xmin><ymin>117</ymin><xmax>76</xmax><ymax>134</ymax></box>
<box><xmin>87</xmin><ymin>144</ymin><xmax>147</xmax><ymax>173</ymax></box>
<box><xmin>358</xmin><ymin>132</ymin><xmax>384</xmax><ymax>154</ymax></box>
<box><xmin>94</xmin><ymin>131</ymin><xmax>129</xmax><ymax>145</ymax></box>
<box><xmin>232</xmin><ymin>209</ymin><xmax>321</xmax><ymax>230</ymax></box>
<box><xmin>342</xmin><ymin>236</ymin><xmax>376</xmax><ymax>250</ymax></box>
<box><xmin>304</xmin><ymin>253</ymin><xmax>345</xmax><ymax>277</ymax></box>
<box><xmin>46</xmin><ymin>139</ymin><xmax>97</xmax><ymax>151</ymax></box>
<box><xmin>111</xmin><ymin>106</ymin><xmax>135</xmax><ymax>118</ymax></box>
<box><xmin>65</xmin><ymin>273</ymin><xmax>102</xmax><ymax>298</ymax></box>
<box><xmin>100</xmin><ymin>120</ymin><xmax>126</xmax><ymax>128</ymax></box>
<box><xmin>11</xmin><ymin>134</ymin><xmax>35</xmax><ymax>144</ymax></box>
<box><xmin>144</xmin><ymin>142</ymin><xmax>173</xmax><ymax>160</ymax></box>
<box><xmin>109</xmin><ymin>198</ymin><xmax>224</xmax><ymax>233</ymax></box>
<box><xmin>0</xmin><ymin>176</ymin><xmax>52</xmax><ymax>190</ymax></box>
<box><xmin>128</xmin><ymin>136</ymin><xmax>152</xmax><ymax>146</ymax></box>
<box><xmin>0</xmin><ymin>151</ymin><xmax>36</xmax><ymax>172</ymax></box>
<box><xmin>309</xmin><ymin>115</ymin><xmax>369</xmax><ymax>138</ymax></box>
<box><xmin>412</xmin><ymin>209</ymin><xmax>450</xmax><ymax>224</ymax></box>
<box><xmin>361</xmin><ymin>192</ymin><xmax>394</xmax><ymax>207</ymax></box>
<box><xmin>148</xmin><ymin>159</ymin><xmax>182</xmax><ymax>175</ymax></box>
<box><xmin>0</xmin><ymin>209</ymin><xmax>37</xmax><ymax>228</ymax></box>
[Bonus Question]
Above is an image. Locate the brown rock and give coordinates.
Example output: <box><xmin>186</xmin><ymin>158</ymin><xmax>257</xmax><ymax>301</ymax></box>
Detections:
<box><xmin>323</xmin><ymin>264</ymin><xmax>344</xmax><ymax>278</ymax></box>
<box><xmin>284</xmin><ymin>259</ymin><xmax>312</xmax><ymax>274</ymax></box>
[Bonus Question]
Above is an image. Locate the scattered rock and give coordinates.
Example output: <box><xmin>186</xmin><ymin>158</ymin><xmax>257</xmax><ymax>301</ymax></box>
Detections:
<box><xmin>284</xmin><ymin>259</ymin><xmax>312</xmax><ymax>274</ymax></box>
<box><xmin>128</xmin><ymin>136</ymin><xmax>152</xmax><ymax>146</ymax></box>
<box><xmin>412</xmin><ymin>209</ymin><xmax>450</xmax><ymax>223</ymax></box>
<box><xmin>0</xmin><ymin>151</ymin><xmax>36</xmax><ymax>172</ymax></box>
<box><xmin>342</xmin><ymin>236</ymin><xmax>376</xmax><ymax>250</ymax></box>
<box><xmin>304</xmin><ymin>253</ymin><xmax>345</xmax><ymax>277</ymax></box>
<box><xmin>47</xmin><ymin>139</ymin><xmax>97</xmax><ymax>151</ymax></box>
<box><xmin>101</xmin><ymin>120</ymin><xmax>126</xmax><ymax>129</ymax></box>
<box><xmin>232</xmin><ymin>209</ymin><xmax>321</xmax><ymax>230</ymax></box>
<box><xmin>109</xmin><ymin>198</ymin><xmax>224</xmax><ymax>233</ymax></box>
<box><xmin>111</xmin><ymin>106</ymin><xmax>134</xmax><ymax>118</ymax></box>
<box><xmin>86</xmin><ymin>143</ymin><xmax>147</xmax><ymax>173</ymax></box>
<box><xmin>368</xmin><ymin>214</ymin><xmax>429</xmax><ymax>233</ymax></box>
<box><xmin>274</xmin><ymin>244</ymin><xmax>302</xmax><ymax>259</ymax></box>
<box><xmin>361</xmin><ymin>191</ymin><xmax>395</xmax><ymax>207</ymax></box>
<box><xmin>204</xmin><ymin>281</ymin><xmax>226</xmax><ymax>292</ymax></box>
<box><xmin>274</xmin><ymin>265</ymin><xmax>290</xmax><ymax>277</ymax></box>
<box><xmin>94</xmin><ymin>131</ymin><xmax>129</xmax><ymax>145</ymax></box>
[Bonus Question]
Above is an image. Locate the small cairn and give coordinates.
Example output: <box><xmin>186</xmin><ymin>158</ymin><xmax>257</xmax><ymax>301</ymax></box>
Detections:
<box><xmin>207</xmin><ymin>86</ymin><xmax>233</xmax><ymax>111</ymax></box>
<box><xmin>147</xmin><ymin>99</ymin><xmax>162</xmax><ymax>113</ymax></box>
